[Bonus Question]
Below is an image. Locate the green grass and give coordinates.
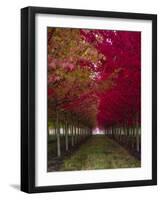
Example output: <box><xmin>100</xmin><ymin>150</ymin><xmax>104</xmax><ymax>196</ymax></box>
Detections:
<box><xmin>60</xmin><ymin>135</ymin><xmax>141</xmax><ymax>171</ymax></box>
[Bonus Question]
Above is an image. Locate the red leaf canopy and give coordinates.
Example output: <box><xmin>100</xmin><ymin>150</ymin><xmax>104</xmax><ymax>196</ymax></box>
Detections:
<box><xmin>48</xmin><ymin>28</ymin><xmax>141</xmax><ymax>128</ymax></box>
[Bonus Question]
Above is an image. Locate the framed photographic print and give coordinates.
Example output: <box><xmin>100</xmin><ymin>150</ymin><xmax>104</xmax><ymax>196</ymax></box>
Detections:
<box><xmin>21</xmin><ymin>6</ymin><xmax>157</xmax><ymax>193</ymax></box>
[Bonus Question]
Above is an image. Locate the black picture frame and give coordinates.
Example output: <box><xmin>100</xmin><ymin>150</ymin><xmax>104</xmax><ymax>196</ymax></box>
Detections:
<box><xmin>21</xmin><ymin>6</ymin><xmax>157</xmax><ymax>193</ymax></box>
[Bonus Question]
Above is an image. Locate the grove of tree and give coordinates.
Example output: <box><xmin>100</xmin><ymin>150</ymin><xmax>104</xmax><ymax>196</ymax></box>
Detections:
<box><xmin>47</xmin><ymin>27</ymin><xmax>141</xmax><ymax>161</ymax></box>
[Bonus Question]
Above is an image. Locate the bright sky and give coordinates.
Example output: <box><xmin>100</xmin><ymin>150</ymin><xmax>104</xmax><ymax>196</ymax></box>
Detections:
<box><xmin>92</xmin><ymin>127</ymin><xmax>104</xmax><ymax>135</ymax></box>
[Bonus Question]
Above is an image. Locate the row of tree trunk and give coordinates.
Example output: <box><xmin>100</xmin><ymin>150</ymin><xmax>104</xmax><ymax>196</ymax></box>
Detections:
<box><xmin>48</xmin><ymin>111</ymin><xmax>92</xmax><ymax>157</ymax></box>
<box><xmin>105</xmin><ymin>125</ymin><xmax>141</xmax><ymax>159</ymax></box>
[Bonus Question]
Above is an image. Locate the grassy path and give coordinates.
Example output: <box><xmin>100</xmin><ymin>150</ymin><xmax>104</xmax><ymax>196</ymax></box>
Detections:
<box><xmin>60</xmin><ymin>135</ymin><xmax>140</xmax><ymax>171</ymax></box>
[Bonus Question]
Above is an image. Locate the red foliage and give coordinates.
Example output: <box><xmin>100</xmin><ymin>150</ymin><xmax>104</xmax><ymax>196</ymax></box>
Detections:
<box><xmin>48</xmin><ymin>28</ymin><xmax>141</xmax><ymax>128</ymax></box>
<box><xmin>82</xmin><ymin>30</ymin><xmax>141</xmax><ymax>127</ymax></box>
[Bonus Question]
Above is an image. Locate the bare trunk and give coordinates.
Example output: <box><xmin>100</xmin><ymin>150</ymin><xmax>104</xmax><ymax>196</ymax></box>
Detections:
<box><xmin>71</xmin><ymin>125</ymin><xmax>74</xmax><ymax>147</ymax></box>
<box><xmin>65</xmin><ymin>120</ymin><xmax>69</xmax><ymax>151</ymax></box>
<box><xmin>56</xmin><ymin>111</ymin><xmax>61</xmax><ymax>157</ymax></box>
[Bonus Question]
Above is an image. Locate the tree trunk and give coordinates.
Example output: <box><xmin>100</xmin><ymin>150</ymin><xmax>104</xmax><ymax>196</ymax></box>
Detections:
<box><xmin>65</xmin><ymin>120</ymin><xmax>69</xmax><ymax>151</ymax></box>
<box><xmin>71</xmin><ymin>124</ymin><xmax>74</xmax><ymax>147</ymax></box>
<box><xmin>136</xmin><ymin>125</ymin><xmax>140</xmax><ymax>152</ymax></box>
<box><xmin>56</xmin><ymin>111</ymin><xmax>61</xmax><ymax>157</ymax></box>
